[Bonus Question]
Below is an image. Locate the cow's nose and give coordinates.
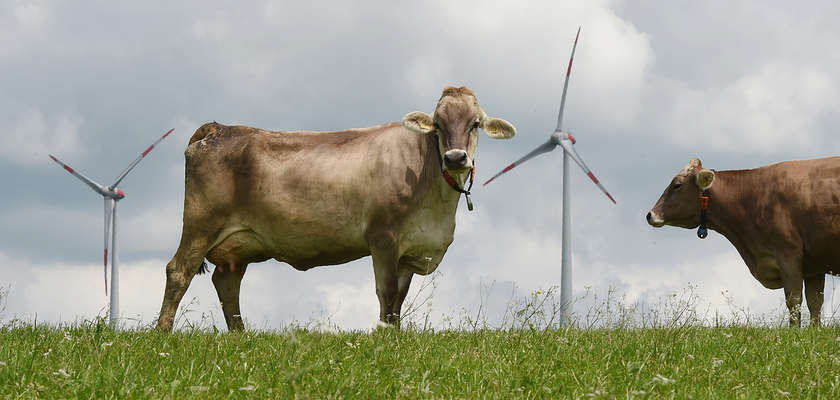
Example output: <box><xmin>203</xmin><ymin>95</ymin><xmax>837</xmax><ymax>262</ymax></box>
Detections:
<box><xmin>443</xmin><ymin>150</ymin><xmax>468</xmax><ymax>169</ymax></box>
<box><xmin>646</xmin><ymin>212</ymin><xmax>652</xmax><ymax>223</ymax></box>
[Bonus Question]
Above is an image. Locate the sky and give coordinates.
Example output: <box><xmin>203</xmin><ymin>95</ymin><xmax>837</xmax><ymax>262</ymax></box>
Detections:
<box><xmin>2</xmin><ymin>0</ymin><xmax>839</xmax><ymax>330</ymax></box>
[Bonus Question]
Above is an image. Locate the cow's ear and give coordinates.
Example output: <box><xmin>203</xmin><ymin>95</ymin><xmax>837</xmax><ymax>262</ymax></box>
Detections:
<box><xmin>696</xmin><ymin>169</ymin><xmax>715</xmax><ymax>190</ymax></box>
<box><xmin>402</xmin><ymin>111</ymin><xmax>435</xmax><ymax>134</ymax></box>
<box><xmin>480</xmin><ymin>116</ymin><xmax>516</xmax><ymax>139</ymax></box>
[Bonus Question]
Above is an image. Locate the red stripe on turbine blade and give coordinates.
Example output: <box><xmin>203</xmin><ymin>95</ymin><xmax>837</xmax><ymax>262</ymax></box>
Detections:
<box><xmin>63</xmin><ymin>165</ymin><xmax>74</xmax><ymax>174</ymax></box>
<box><xmin>567</xmin><ymin>28</ymin><xmax>580</xmax><ymax>77</ymax></box>
<box><xmin>162</xmin><ymin>128</ymin><xmax>174</xmax><ymax>139</ymax></box>
<box><xmin>141</xmin><ymin>145</ymin><xmax>155</xmax><ymax>157</ymax></box>
<box><xmin>606</xmin><ymin>192</ymin><xmax>616</xmax><ymax>204</ymax></box>
<box><xmin>104</xmin><ymin>249</ymin><xmax>108</xmax><ymax>266</ymax></box>
<box><xmin>49</xmin><ymin>155</ymin><xmax>58</xmax><ymax>162</ymax></box>
<box><xmin>502</xmin><ymin>162</ymin><xmax>516</xmax><ymax>173</ymax></box>
<box><xmin>587</xmin><ymin>171</ymin><xmax>599</xmax><ymax>184</ymax></box>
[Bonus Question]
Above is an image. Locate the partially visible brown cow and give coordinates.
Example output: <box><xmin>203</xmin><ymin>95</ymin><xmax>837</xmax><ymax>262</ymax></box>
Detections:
<box><xmin>647</xmin><ymin>158</ymin><xmax>840</xmax><ymax>327</ymax></box>
<box><xmin>156</xmin><ymin>86</ymin><xmax>516</xmax><ymax>332</ymax></box>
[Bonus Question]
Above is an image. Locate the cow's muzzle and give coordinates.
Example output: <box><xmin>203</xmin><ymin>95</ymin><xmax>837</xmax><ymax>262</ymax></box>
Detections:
<box><xmin>443</xmin><ymin>149</ymin><xmax>470</xmax><ymax>170</ymax></box>
<box><xmin>646</xmin><ymin>211</ymin><xmax>665</xmax><ymax>227</ymax></box>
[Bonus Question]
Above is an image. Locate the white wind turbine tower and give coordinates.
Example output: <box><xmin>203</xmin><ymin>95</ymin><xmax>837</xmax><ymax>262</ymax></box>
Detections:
<box><xmin>49</xmin><ymin>128</ymin><xmax>174</xmax><ymax>329</ymax></box>
<box><xmin>484</xmin><ymin>27</ymin><xmax>616</xmax><ymax>326</ymax></box>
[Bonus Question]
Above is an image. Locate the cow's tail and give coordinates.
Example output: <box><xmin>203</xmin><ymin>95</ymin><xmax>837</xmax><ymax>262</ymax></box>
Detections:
<box><xmin>196</xmin><ymin>260</ymin><xmax>210</xmax><ymax>275</ymax></box>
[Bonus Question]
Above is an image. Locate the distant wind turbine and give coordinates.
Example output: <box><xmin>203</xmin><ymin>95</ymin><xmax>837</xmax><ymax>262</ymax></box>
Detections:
<box><xmin>484</xmin><ymin>27</ymin><xmax>616</xmax><ymax>326</ymax></box>
<box><xmin>49</xmin><ymin>128</ymin><xmax>174</xmax><ymax>329</ymax></box>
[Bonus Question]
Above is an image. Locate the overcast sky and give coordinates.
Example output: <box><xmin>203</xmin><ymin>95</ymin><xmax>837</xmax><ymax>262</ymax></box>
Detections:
<box><xmin>2</xmin><ymin>0</ymin><xmax>839</xmax><ymax>330</ymax></box>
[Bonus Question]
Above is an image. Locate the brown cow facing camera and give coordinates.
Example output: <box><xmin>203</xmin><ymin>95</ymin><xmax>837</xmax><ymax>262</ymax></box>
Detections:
<box><xmin>156</xmin><ymin>86</ymin><xmax>516</xmax><ymax>332</ymax></box>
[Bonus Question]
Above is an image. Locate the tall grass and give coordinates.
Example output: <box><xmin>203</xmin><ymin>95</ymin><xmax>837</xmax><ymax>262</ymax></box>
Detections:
<box><xmin>1</xmin><ymin>319</ymin><xmax>839</xmax><ymax>398</ymax></box>
<box><xmin>1</xmin><ymin>281</ymin><xmax>839</xmax><ymax>398</ymax></box>
<box><xmin>394</xmin><ymin>274</ymin><xmax>839</xmax><ymax>331</ymax></box>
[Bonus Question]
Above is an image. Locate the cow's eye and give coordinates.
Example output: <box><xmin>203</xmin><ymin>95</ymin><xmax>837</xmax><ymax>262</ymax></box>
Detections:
<box><xmin>472</xmin><ymin>120</ymin><xmax>480</xmax><ymax>129</ymax></box>
<box><xmin>672</xmin><ymin>183</ymin><xmax>683</xmax><ymax>190</ymax></box>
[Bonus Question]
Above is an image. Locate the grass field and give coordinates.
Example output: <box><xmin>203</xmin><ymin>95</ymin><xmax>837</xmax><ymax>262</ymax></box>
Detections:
<box><xmin>1</xmin><ymin>319</ymin><xmax>839</xmax><ymax>399</ymax></box>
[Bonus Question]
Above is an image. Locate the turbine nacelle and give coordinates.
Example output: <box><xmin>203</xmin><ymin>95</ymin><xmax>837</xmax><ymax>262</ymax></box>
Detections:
<box><xmin>551</xmin><ymin>130</ymin><xmax>576</xmax><ymax>145</ymax></box>
<box><xmin>107</xmin><ymin>188</ymin><xmax>126</xmax><ymax>200</ymax></box>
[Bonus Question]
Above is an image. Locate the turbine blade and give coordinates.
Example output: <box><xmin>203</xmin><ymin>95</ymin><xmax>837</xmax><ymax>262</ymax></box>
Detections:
<box><xmin>111</xmin><ymin>128</ymin><xmax>174</xmax><ymax>188</ymax></box>
<box><xmin>559</xmin><ymin>139</ymin><xmax>616</xmax><ymax>204</ymax></box>
<box><xmin>103</xmin><ymin>198</ymin><xmax>113</xmax><ymax>296</ymax></box>
<box><xmin>49</xmin><ymin>154</ymin><xmax>108</xmax><ymax>196</ymax></box>
<box><xmin>555</xmin><ymin>26</ymin><xmax>581</xmax><ymax>132</ymax></box>
<box><xmin>483</xmin><ymin>140</ymin><xmax>557</xmax><ymax>185</ymax></box>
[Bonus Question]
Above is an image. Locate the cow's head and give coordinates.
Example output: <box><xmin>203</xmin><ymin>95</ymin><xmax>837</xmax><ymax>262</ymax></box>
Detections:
<box><xmin>402</xmin><ymin>86</ymin><xmax>515</xmax><ymax>172</ymax></box>
<box><xmin>647</xmin><ymin>158</ymin><xmax>716</xmax><ymax>228</ymax></box>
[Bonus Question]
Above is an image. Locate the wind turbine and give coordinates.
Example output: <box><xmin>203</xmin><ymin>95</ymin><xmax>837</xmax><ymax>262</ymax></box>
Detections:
<box><xmin>484</xmin><ymin>27</ymin><xmax>615</xmax><ymax>326</ymax></box>
<box><xmin>49</xmin><ymin>128</ymin><xmax>174</xmax><ymax>329</ymax></box>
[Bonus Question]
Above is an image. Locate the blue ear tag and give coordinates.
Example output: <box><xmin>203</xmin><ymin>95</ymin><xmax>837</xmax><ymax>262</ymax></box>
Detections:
<box><xmin>697</xmin><ymin>227</ymin><xmax>708</xmax><ymax>239</ymax></box>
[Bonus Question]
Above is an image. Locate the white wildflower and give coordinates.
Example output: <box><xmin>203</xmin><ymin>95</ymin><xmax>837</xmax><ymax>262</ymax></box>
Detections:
<box><xmin>239</xmin><ymin>385</ymin><xmax>256</xmax><ymax>391</ymax></box>
<box><xmin>652</xmin><ymin>374</ymin><xmax>675</xmax><ymax>385</ymax></box>
<box><xmin>159</xmin><ymin>352</ymin><xmax>170</xmax><ymax>357</ymax></box>
<box><xmin>53</xmin><ymin>369</ymin><xmax>71</xmax><ymax>378</ymax></box>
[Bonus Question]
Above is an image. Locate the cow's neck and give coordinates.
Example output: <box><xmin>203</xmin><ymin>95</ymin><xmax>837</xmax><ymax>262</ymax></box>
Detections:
<box><xmin>425</xmin><ymin>135</ymin><xmax>466</xmax><ymax>210</ymax></box>
<box><xmin>706</xmin><ymin>170</ymin><xmax>755</xmax><ymax>260</ymax></box>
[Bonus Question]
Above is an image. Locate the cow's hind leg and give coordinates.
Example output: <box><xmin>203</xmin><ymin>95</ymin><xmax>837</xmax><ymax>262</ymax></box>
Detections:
<box><xmin>156</xmin><ymin>236</ymin><xmax>211</xmax><ymax>332</ymax></box>
<box><xmin>212</xmin><ymin>262</ymin><xmax>248</xmax><ymax>331</ymax></box>
<box><xmin>804</xmin><ymin>274</ymin><xmax>825</xmax><ymax>327</ymax></box>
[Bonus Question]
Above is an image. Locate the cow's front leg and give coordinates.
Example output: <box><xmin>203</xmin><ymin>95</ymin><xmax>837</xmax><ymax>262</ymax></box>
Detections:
<box><xmin>778</xmin><ymin>252</ymin><xmax>804</xmax><ymax>327</ymax></box>
<box><xmin>388</xmin><ymin>269</ymin><xmax>414</xmax><ymax>328</ymax></box>
<box><xmin>804</xmin><ymin>274</ymin><xmax>825</xmax><ymax>327</ymax></box>
<box><xmin>783</xmin><ymin>284</ymin><xmax>803</xmax><ymax>328</ymax></box>
<box><xmin>369</xmin><ymin>232</ymin><xmax>400</xmax><ymax>327</ymax></box>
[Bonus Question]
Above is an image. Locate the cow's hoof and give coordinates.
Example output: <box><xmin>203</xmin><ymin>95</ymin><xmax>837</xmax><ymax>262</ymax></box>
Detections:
<box><xmin>374</xmin><ymin>320</ymin><xmax>400</xmax><ymax>331</ymax></box>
